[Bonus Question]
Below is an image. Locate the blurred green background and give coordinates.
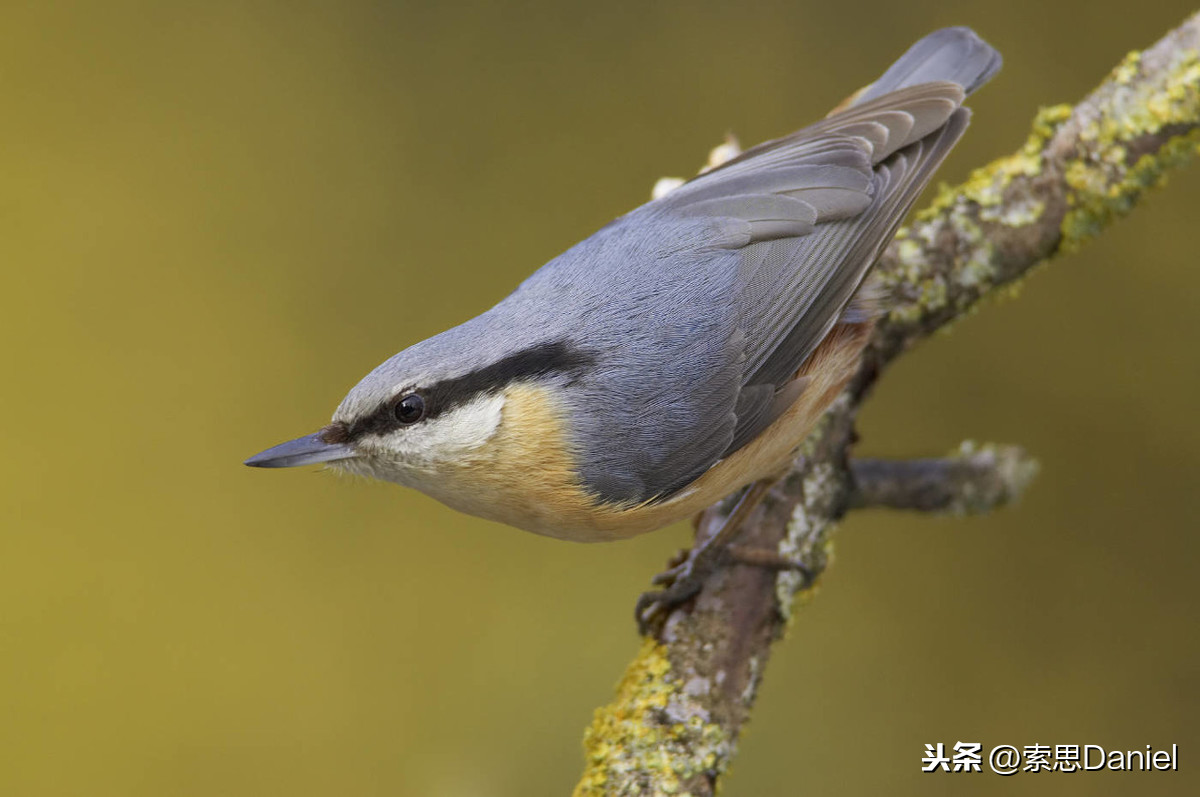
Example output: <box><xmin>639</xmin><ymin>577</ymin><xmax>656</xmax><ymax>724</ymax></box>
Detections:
<box><xmin>1</xmin><ymin>1</ymin><xmax>1197</xmax><ymax>795</ymax></box>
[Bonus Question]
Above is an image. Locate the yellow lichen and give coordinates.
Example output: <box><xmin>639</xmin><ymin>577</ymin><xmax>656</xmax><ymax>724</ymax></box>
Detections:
<box><xmin>1113</xmin><ymin>50</ymin><xmax>1142</xmax><ymax>85</ymax></box>
<box><xmin>884</xmin><ymin>104</ymin><xmax>1074</xmax><ymax>324</ymax></box>
<box><xmin>889</xmin><ymin>42</ymin><xmax>1200</xmax><ymax>324</ymax></box>
<box><xmin>1060</xmin><ymin>47</ymin><xmax>1200</xmax><ymax>251</ymax></box>
<box><xmin>575</xmin><ymin>640</ymin><xmax>732</xmax><ymax>796</ymax></box>
<box><xmin>919</xmin><ymin>104</ymin><xmax>1073</xmax><ymax>222</ymax></box>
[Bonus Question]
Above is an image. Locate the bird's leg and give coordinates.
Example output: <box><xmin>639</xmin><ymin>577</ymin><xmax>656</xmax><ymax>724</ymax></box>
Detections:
<box><xmin>636</xmin><ymin>479</ymin><xmax>780</xmax><ymax>633</ymax></box>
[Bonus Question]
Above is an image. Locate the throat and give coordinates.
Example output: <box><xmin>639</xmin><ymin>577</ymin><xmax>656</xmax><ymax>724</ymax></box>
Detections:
<box><xmin>409</xmin><ymin>382</ymin><xmax>611</xmax><ymax>538</ymax></box>
<box><xmin>412</xmin><ymin>391</ymin><xmax>507</xmax><ymax>462</ymax></box>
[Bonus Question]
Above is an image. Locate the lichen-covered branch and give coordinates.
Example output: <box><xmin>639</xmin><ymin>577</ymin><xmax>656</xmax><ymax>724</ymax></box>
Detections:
<box><xmin>849</xmin><ymin>442</ymin><xmax>1038</xmax><ymax>514</ymax></box>
<box><xmin>574</xmin><ymin>14</ymin><xmax>1200</xmax><ymax>797</ymax></box>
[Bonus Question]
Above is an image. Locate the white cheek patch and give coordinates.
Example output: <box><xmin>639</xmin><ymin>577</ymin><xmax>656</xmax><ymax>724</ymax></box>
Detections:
<box><xmin>387</xmin><ymin>392</ymin><xmax>507</xmax><ymax>464</ymax></box>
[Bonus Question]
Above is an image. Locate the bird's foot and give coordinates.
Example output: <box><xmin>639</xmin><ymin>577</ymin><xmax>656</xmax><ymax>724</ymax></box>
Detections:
<box><xmin>634</xmin><ymin>479</ymin><xmax>779</xmax><ymax>635</ymax></box>
<box><xmin>635</xmin><ymin>542</ymin><xmax>726</xmax><ymax>635</ymax></box>
<box><xmin>634</xmin><ymin>545</ymin><xmax>815</xmax><ymax>634</ymax></box>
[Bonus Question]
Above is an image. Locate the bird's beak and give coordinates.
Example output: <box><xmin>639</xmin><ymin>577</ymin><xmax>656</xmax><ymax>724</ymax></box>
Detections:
<box><xmin>244</xmin><ymin>431</ymin><xmax>357</xmax><ymax>468</ymax></box>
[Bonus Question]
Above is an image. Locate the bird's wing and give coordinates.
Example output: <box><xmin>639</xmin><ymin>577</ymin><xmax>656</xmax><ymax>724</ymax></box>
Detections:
<box><xmin>637</xmin><ymin>30</ymin><xmax>1000</xmax><ymax>499</ymax></box>
<box><xmin>643</xmin><ymin>95</ymin><xmax>969</xmax><ymax>482</ymax></box>
<box><xmin>655</xmin><ymin>83</ymin><xmax>967</xmax><ymax>386</ymax></box>
<box><xmin>554</xmin><ymin>28</ymin><xmax>1000</xmax><ymax>505</ymax></box>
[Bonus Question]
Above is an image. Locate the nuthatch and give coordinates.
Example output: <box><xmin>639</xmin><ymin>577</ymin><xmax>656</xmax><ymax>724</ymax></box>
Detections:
<box><xmin>247</xmin><ymin>28</ymin><xmax>1000</xmax><ymax>620</ymax></box>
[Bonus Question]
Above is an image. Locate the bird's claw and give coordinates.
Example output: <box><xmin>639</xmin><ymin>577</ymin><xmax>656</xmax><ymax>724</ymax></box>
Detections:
<box><xmin>635</xmin><ymin>479</ymin><xmax>779</xmax><ymax>634</ymax></box>
<box><xmin>635</xmin><ymin>587</ymin><xmax>697</xmax><ymax>636</ymax></box>
<box><xmin>650</xmin><ymin>559</ymin><xmax>687</xmax><ymax>586</ymax></box>
<box><xmin>635</xmin><ymin>546</ymin><xmax>723</xmax><ymax>634</ymax></box>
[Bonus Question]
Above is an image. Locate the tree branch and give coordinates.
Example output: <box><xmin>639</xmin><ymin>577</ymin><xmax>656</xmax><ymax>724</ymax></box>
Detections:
<box><xmin>574</xmin><ymin>13</ymin><xmax>1200</xmax><ymax>797</ymax></box>
<box><xmin>849</xmin><ymin>442</ymin><xmax>1038</xmax><ymax>514</ymax></box>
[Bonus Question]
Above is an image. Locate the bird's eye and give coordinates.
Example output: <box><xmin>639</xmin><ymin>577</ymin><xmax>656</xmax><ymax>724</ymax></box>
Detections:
<box><xmin>393</xmin><ymin>393</ymin><xmax>426</xmax><ymax>424</ymax></box>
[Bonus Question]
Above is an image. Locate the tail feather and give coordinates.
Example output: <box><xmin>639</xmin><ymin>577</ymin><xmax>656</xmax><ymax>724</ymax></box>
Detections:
<box><xmin>857</xmin><ymin>27</ymin><xmax>1001</xmax><ymax>104</ymax></box>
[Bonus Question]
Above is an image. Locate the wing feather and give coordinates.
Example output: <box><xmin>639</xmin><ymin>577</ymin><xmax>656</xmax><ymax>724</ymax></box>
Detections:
<box><xmin>643</xmin><ymin>93</ymin><xmax>974</xmax><ymax>487</ymax></box>
<box><xmin>567</xmin><ymin>28</ymin><xmax>1000</xmax><ymax>505</ymax></box>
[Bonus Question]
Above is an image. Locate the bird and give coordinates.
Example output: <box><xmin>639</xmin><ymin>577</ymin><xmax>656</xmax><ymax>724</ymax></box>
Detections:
<box><xmin>246</xmin><ymin>27</ymin><xmax>1000</xmax><ymax>624</ymax></box>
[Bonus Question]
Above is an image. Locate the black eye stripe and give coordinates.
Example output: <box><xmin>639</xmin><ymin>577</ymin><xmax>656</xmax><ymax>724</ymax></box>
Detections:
<box><xmin>421</xmin><ymin>341</ymin><xmax>593</xmax><ymax>418</ymax></box>
<box><xmin>341</xmin><ymin>341</ymin><xmax>594</xmax><ymax>442</ymax></box>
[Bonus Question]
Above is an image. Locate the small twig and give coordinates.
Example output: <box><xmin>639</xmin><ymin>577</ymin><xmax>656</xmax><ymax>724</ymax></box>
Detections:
<box><xmin>849</xmin><ymin>442</ymin><xmax>1039</xmax><ymax>514</ymax></box>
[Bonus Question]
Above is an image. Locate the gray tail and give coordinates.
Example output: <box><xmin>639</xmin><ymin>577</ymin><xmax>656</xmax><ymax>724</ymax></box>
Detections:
<box><xmin>857</xmin><ymin>27</ymin><xmax>1001</xmax><ymax>103</ymax></box>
